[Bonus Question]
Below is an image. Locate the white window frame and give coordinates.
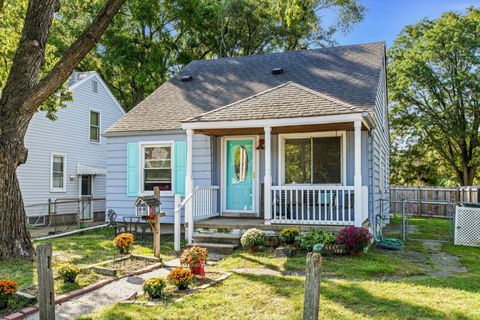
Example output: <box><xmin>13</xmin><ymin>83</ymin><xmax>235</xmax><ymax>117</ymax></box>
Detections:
<box><xmin>278</xmin><ymin>131</ymin><xmax>346</xmax><ymax>186</ymax></box>
<box><xmin>89</xmin><ymin>109</ymin><xmax>101</xmax><ymax>143</ymax></box>
<box><xmin>92</xmin><ymin>80</ymin><xmax>98</xmax><ymax>93</ymax></box>
<box><xmin>50</xmin><ymin>153</ymin><xmax>67</xmax><ymax>193</ymax></box>
<box><xmin>139</xmin><ymin>141</ymin><xmax>174</xmax><ymax>197</ymax></box>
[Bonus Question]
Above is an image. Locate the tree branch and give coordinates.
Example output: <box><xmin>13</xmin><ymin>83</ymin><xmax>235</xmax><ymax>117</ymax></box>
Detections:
<box><xmin>0</xmin><ymin>0</ymin><xmax>60</xmax><ymax>123</ymax></box>
<box><xmin>24</xmin><ymin>0</ymin><xmax>126</xmax><ymax>114</ymax></box>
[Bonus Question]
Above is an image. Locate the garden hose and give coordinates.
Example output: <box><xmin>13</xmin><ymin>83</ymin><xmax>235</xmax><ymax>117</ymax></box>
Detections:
<box><xmin>375</xmin><ymin>214</ymin><xmax>404</xmax><ymax>250</ymax></box>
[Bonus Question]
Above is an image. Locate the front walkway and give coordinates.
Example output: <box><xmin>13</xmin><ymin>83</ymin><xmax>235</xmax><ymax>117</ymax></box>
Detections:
<box><xmin>26</xmin><ymin>260</ymin><xmax>181</xmax><ymax>320</ymax></box>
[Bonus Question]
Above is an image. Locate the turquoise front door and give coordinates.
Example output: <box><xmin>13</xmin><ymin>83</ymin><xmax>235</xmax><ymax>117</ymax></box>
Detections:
<box><xmin>225</xmin><ymin>138</ymin><xmax>254</xmax><ymax>211</ymax></box>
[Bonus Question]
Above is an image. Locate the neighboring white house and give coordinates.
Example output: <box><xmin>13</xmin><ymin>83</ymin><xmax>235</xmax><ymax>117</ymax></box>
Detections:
<box><xmin>17</xmin><ymin>71</ymin><xmax>125</xmax><ymax>222</ymax></box>
<box><xmin>104</xmin><ymin>42</ymin><xmax>389</xmax><ymax>248</ymax></box>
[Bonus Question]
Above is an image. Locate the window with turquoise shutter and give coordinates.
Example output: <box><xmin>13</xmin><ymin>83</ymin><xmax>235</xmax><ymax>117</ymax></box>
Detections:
<box><xmin>174</xmin><ymin>141</ymin><xmax>187</xmax><ymax>196</ymax></box>
<box><xmin>127</xmin><ymin>142</ymin><xmax>139</xmax><ymax>196</ymax></box>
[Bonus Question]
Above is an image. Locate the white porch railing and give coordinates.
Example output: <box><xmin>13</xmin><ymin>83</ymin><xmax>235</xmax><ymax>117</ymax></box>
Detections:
<box><xmin>192</xmin><ymin>186</ymin><xmax>220</xmax><ymax>221</ymax></box>
<box><xmin>174</xmin><ymin>185</ymin><xmax>220</xmax><ymax>250</ymax></box>
<box><xmin>270</xmin><ymin>185</ymin><xmax>361</xmax><ymax>225</ymax></box>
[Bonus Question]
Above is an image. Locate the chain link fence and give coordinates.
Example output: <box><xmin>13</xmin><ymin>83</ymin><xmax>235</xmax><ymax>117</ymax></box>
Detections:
<box><xmin>26</xmin><ymin>197</ymin><xmax>106</xmax><ymax>239</ymax></box>
<box><xmin>384</xmin><ymin>199</ymin><xmax>456</xmax><ymax>243</ymax></box>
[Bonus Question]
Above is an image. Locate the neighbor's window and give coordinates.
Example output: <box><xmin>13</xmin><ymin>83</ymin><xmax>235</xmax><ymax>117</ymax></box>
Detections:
<box><xmin>90</xmin><ymin>110</ymin><xmax>100</xmax><ymax>142</ymax></box>
<box><xmin>51</xmin><ymin>154</ymin><xmax>66</xmax><ymax>192</ymax></box>
<box><xmin>142</xmin><ymin>144</ymin><xmax>172</xmax><ymax>192</ymax></box>
<box><xmin>284</xmin><ymin>136</ymin><xmax>341</xmax><ymax>184</ymax></box>
<box><xmin>92</xmin><ymin>80</ymin><xmax>98</xmax><ymax>93</ymax></box>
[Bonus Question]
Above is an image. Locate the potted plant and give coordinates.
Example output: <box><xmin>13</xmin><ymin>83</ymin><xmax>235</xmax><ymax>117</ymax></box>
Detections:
<box><xmin>143</xmin><ymin>276</ymin><xmax>166</xmax><ymax>299</ymax></box>
<box><xmin>58</xmin><ymin>263</ymin><xmax>81</xmax><ymax>283</ymax></box>
<box><xmin>113</xmin><ymin>233</ymin><xmax>134</xmax><ymax>254</ymax></box>
<box><xmin>180</xmin><ymin>246</ymin><xmax>208</xmax><ymax>277</ymax></box>
<box><xmin>167</xmin><ymin>267</ymin><xmax>194</xmax><ymax>290</ymax></box>
<box><xmin>336</xmin><ymin>226</ymin><xmax>372</xmax><ymax>256</ymax></box>
<box><xmin>240</xmin><ymin>228</ymin><xmax>266</xmax><ymax>252</ymax></box>
<box><xmin>298</xmin><ymin>229</ymin><xmax>337</xmax><ymax>252</ymax></box>
<box><xmin>279</xmin><ymin>227</ymin><xmax>299</xmax><ymax>245</ymax></box>
<box><xmin>0</xmin><ymin>279</ymin><xmax>18</xmax><ymax>310</ymax></box>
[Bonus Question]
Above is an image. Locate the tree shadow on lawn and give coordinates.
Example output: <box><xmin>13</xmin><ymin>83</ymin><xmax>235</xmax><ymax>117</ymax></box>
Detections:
<box><xmin>322</xmin><ymin>279</ymin><xmax>477</xmax><ymax>320</ymax></box>
<box><xmin>235</xmin><ymin>272</ymin><xmax>304</xmax><ymax>299</ymax></box>
<box><xmin>236</xmin><ymin>272</ymin><xmax>468</xmax><ymax>320</ymax></box>
<box><xmin>405</xmin><ymin>274</ymin><xmax>480</xmax><ymax>295</ymax></box>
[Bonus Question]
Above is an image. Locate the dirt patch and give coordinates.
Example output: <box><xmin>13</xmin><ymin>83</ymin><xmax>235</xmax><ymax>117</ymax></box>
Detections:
<box><xmin>101</xmin><ymin>258</ymin><xmax>157</xmax><ymax>277</ymax></box>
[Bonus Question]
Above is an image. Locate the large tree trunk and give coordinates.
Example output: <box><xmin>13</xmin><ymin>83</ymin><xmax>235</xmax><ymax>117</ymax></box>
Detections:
<box><xmin>0</xmin><ymin>146</ymin><xmax>33</xmax><ymax>258</ymax></box>
<box><xmin>0</xmin><ymin>0</ymin><xmax>125</xmax><ymax>259</ymax></box>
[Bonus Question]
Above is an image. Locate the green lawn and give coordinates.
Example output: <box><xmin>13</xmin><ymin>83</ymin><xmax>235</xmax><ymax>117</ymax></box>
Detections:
<box><xmin>84</xmin><ymin>219</ymin><xmax>480</xmax><ymax>320</ymax></box>
<box><xmin>213</xmin><ymin>247</ymin><xmax>427</xmax><ymax>279</ymax></box>
<box><xmin>0</xmin><ymin>227</ymin><xmax>175</xmax><ymax>290</ymax></box>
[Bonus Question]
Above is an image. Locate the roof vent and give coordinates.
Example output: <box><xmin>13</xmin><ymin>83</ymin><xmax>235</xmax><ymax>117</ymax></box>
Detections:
<box><xmin>181</xmin><ymin>75</ymin><xmax>193</xmax><ymax>82</ymax></box>
<box><xmin>272</xmin><ymin>67</ymin><xmax>284</xmax><ymax>75</ymax></box>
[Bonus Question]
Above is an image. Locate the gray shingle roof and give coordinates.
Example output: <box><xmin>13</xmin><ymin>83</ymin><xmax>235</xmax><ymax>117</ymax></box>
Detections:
<box><xmin>106</xmin><ymin>42</ymin><xmax>385</xmax><ymax>133</ymax></box>
<box><xmin>185</xmin><ymin>82</ymin><xmax>366</xmax><ymax>122</ymax></box>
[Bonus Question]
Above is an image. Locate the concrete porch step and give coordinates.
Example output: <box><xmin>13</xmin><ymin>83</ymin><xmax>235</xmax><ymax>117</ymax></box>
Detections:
<box><xmin>193</xmin><ymin>232</ymin><xmax>241</xmax><ymax>245</ymax></box>
<box><xmin>189</xmin><ymin>242</ymin><xmax>238</xmax><ymax>254</ymax></box>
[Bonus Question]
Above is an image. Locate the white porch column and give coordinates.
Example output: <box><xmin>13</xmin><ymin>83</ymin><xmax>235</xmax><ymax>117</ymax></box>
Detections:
<box><xmin>264</xmin><ymin>127</ymin><xmax>272</xmax><ymax>225</ymax></box>
<box><xmin>354</xmin><ymin>120</ymin><xmax>363</xmax><ymax>227</ymax></box>
<box><xmin>185</xmin><ymin>129</ymin><xmax>194</xmax><ymax>243</ymax></box>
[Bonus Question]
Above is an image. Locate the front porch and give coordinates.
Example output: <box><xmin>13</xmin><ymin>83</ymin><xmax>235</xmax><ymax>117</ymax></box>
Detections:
<box><xmin>173</xmin><ymin>82</ymin><xmax>374</xmax><ymax>246</ymax></box>
<box><xmin>177</xmin><ymin>117</ymin><xmax>371</xmax><ymax>246</ymax></box>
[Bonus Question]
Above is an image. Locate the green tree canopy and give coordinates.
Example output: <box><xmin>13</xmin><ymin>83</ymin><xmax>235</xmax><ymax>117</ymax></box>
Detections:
<box><xmin>56</xmin><ymin>0</ymin><xmax>364</xmax><ymax>110</ymax></box>
<box><xmin>388</xmin><ymin>8</ymin><xmax>480</xmax><ymax>186</ymax></box>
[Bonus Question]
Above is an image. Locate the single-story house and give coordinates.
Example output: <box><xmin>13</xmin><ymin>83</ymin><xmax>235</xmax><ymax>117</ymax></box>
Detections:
<box><xmin>105</xmin><ymin>42</ymin><xmax>390</xmax><ymax>245</ymax></box>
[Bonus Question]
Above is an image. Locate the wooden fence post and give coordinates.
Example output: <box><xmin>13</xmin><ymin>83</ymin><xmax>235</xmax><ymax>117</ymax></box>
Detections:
<box><xmin>303</xmin><ymin>252</ymin><xmax>322</xmax><ymax>320</ymax></box>
<box><xmin>153</xmin><ymin>187</ymin><xmax>161</xmax><ymax>259</ymax></box>
<box><xmin>37</xmin><ymin>243</ymin><xmax>55</xmax><ymax>320</ymax></box>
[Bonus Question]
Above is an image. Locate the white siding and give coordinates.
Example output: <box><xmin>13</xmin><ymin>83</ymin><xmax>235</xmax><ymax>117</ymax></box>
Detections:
<box><xmin>17</xmin><ymin>74</ymin><xmax>125</xmax><ymax>205</ymax></box>
<box><xmin>370</xmin><ymin>60</ymin><xmax>390</xmax><ymax>227</ymax></box>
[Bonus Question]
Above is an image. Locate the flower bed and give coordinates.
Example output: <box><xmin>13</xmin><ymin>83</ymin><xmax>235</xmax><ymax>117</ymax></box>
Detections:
<box><xmin>22</xmin><ymin>269</ymin><xmax>108</xmax><ymax>297</ymax></box>
<box><xmin>92</xmin><ymin>254</ymin><xmax>162</xmax><ymax>277</ymax></box>
<box><xmin>125</xmin><ymin>271</ymin><xmax>230</xmax><ymax>305</ymax></box>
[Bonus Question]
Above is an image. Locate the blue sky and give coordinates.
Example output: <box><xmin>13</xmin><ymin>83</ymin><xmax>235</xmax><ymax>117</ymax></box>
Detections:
<box><xmin>328</xmin><ymin>0</ymin><xmax>480</xmax><ymax>47</ymax></box>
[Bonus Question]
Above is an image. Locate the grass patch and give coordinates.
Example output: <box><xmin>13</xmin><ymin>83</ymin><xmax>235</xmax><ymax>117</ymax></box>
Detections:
<box><xmin>408</xmin><ymin>217</ymin><xmax>452</xmax><ymax>241</ymax></box>
<box><xmin>82</xmin><ymin>272</ymin><xmax>480</xmax><ymax>320</ymax></box>
<box><xmin>214</xmin><ymin>247</ymin><xmax>427</xmax><ymax>279</ymax></box>
<box><xmin>0</xmin><ymin>294</ymin><xmax>33</xmax><ymax>318</ymax></box>
<box><xmin>407</xmin><ymin>243</ymin><xmax>480</xmax><ymax>294</ymax></box>
<box><xmin>0</xmin><ymin>228</ymin><xmax>175</xmax><ymax>289</ymax></box>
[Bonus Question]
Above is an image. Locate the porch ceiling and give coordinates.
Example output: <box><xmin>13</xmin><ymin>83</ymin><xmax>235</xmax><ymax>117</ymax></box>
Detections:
<box><xmin>193</xmin><ymin>122</ymin><xmax>368</xmax><ymax>136</ymax></box>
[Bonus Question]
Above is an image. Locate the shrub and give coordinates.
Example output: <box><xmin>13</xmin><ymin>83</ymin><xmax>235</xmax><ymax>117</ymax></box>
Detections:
<box><xmin>336</xmin><ymin>226</ymin><xmax>372</xmax><ymax>254</ymax></box>
<box><xmin>279</xmin><ymin>227</ymin><xmax>299</xmax><ymax>245</ymax></box>
<box><xmin>58</xmin><ymin>263</ymin><xmax>81</xmax><ymax>283</ymax></box>
<box><xmin>167</xmin><ymin>267</ymin><xmax>194</xmax><ymax>290</ymax></box>
<box><xmin>113</xmin><ymin>233</ymin><xmax>134</xmax><ymax>254</ymax></box>
<box><xmin>143</xmin><ymin>277</ymin><xmax>166</xmax><ymax>299</ymax></box>
<box><xmin>240</xmin><ymin>228</ymin><xmax>266</xmax><ymax>250</ymax></box>
<box><xmin>298</xmin><ymin>229</ymin><xmax>337</xmax><ymax>251</ymax></box>
<box><xmin>0</xmin><ymin>279</ymin><xmax>18</xmax><ymax>309</ymax></box>
<box><xmin>180</xmin><ymin>246</ymin><xmax>208</xmax><ymax>267</ymax></box>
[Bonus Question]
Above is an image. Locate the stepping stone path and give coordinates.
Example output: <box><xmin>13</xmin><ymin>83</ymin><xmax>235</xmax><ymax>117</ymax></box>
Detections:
<box><xmin>422</xmin><ymin>240</ymin><xmax>467</xmax><ymax>276</ymax></box>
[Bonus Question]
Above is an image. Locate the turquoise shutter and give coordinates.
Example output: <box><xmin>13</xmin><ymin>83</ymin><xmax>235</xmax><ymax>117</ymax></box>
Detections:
<box><xmin>127</xmin><ymin>142</ymin><xmax>139</xmax><ymax>196</ymax></box>
<box><xmin>174</xmin><ymin>141</ymin><xmax>187</xmax><ymax>196</ymax></box>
